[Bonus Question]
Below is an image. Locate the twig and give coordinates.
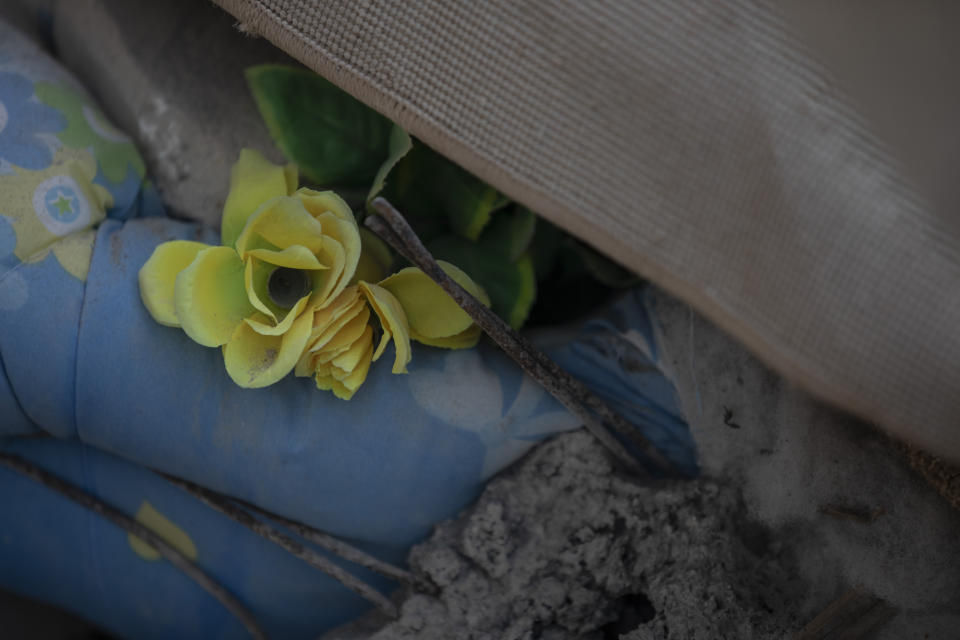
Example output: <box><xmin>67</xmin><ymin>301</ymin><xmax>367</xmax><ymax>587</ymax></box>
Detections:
<box><xmin>234</xmin><ymin>497</ymin><xmax>419</xmax><ymax>589</ymax></box>
<box><xmin>367</xmin><ymin>198</ymin><xmax>676</xmax><ymax>475</ymax></box>
<box><xmin>159</xmin><ymin>473</ymin><xmax>398</xmax><ymax>617</ymax></box>
<box><xmin>818</xmin><ymin>504</ymin><xmax>886</xmax><ymax>524</ymax></box>
<box><xmin>0</xmin><ymin>452</ymin><xmax>267</xmax><ymax>640</ymax></box>
<box><xmin>795</xmin><ymin>588</ymin><xmax>896</xmax><ymax>639</ymax></box>
<box><xmin>896</xmin><ymin>441</ymin><xmax>960</xmax><ymax>512</ymax></box>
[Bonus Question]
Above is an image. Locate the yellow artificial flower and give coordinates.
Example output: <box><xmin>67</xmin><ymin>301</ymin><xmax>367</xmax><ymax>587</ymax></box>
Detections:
<box><xmin>139</xmin><ymin>148</ymin><xmax>367</xmax><ymax>388</ymax></box>
<box><xmin>139</xmin><ymin>148</ymin><xmax>487</xmax><ymax>399</ymax></box>
<box><xmin>291</xmin><ymin>261</ymin><xmax>489</xmax><ymax>400</ymax></box>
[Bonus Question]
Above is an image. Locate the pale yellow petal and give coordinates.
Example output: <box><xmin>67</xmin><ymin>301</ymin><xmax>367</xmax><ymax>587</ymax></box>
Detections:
<box><xmin>307</xmin><ymin>235</ymin><xmax>346</xmax><ymax>306</ymax></box>
<box><xmin>221</xmin><ymin>149</ymin><xmax>296</xmax><ymax>248</ymax></box>
<box><xmin>351</xmin><ymin>227</ymin><xmax>393</xmax><ymax>285</ymax></box>
<box><xmin>294</xmin><ymin>348</ymin><xmax>319</xmax><ymax>378</ymax></box>
<box><xmin>339</xmin><ymin>339</ymin><xmax>374</xmax><ymax>391</ymax></box>
<box><xmin>413</xmin><ymin>324</ymin><xmax>483</xmax><ymax>350</ymax></box>
<box><xmin>295</xmin><ymin>188</ymin><xmax>361</xmax><ymax>292</ymax></box>
<box><xmin>359</xmin><ymin>281</ymin><xmax>411</xmax><ymax>374</ymax></box>
<box><xmin>320</xmin><ymin>305</ymin><xmax>370</xmax><ymax>354</ymax></box>
<box><xmin>314</xmin><ymin>338</ymin><xmax>373</xmax><ymax>401</ymax></box>
<box><xmin>174</xmin><ymin>246</ymin><xmax>253</xmax><ymax>347</ymax></box>
<box><xmin>378</xmin><ymin>261</ymin><xmax>488</xmax><ymax>339</ymax></box>
<box><xmin>222</xmin><ymin>309</ymin><xmax>313</xmax><ymax>388</ymax></box>
<box><xmin>244</xmin><ymin>294</ymin><xmax>311</xmax><ymax>336</ymax></box>
<box><xmin>331</xmin><ymin>326</ymin><xmax>374</xmax><ymax>380</ymax></box>
<box><xmin>295</xmin><ymin>188</ymin><xmax>354</xmax><ymax>223</ymax></box>
<box><xmin>139</xmin><ymin>240</ymin><xmax>211</xmax><ymax>327</ymax></box>
<box><xmin>309</xmin><ymin>298</ymin><xmax>367</xmax><ymax>353</ymax></box>
<box><xmin>306</xmin><ymin>286</ymin><xmax>362</xmax><ymax>342</ymax></box>
<box><xmin>314</xmin><ymin>371</ymin><xmax>336</xmax><ymax>392</ymax></box>
<box><xmin>315</xmin><ymin>346</ymin><xmax>350</xmax><ymax>365</ymax></box>
<box><xmin>245</xmin><ymin>245</ymin><xmax>327</xmax><ymax>270</ymax></box>
<box><xmin>245</xmin><ymin>258</ymin><xmax>278</xmax><ymax>322</ymax></box>
<box><xmin>235</xmin><ymin>197</ymin><xmax>327</xmax><ymax>256</ymax></box>
<box><xmin>314</xmin><ymin>360</ymin><xmax>334</xmax><ymax>380</ymax></box>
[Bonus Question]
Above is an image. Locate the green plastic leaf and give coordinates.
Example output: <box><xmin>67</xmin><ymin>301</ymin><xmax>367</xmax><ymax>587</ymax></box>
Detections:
<box><xmin>246</xmin><ymin>64</ymin><xmax>393</xmax><ymax>188</ymax></box>
<box><xmin>366</xmin><ymin>125</ymin><xmax>412</xmax><ymax>213</ymax></box>
<box><xmin>444</xmin><ymin>174</ymin><xmax>510</xmax><ymax>241</ymax></box>
<box><xmin>389</xmin><ymin>143</ymin><xmax>509</xmax><ymax>241</ymax></box>
<box><xmin>428</xmin><ymin>235</ymin><xmax>536</xmax><ymax>329</ymax></box>
<box><xmin>478</xmin><ymin>206</ymin><xmax>536</xmax><ymax>261</ymax></box>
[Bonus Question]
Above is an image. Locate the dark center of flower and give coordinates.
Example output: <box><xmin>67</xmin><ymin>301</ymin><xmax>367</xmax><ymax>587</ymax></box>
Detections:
<box><xmin>267</xmin><ymin>267</ymin><xmax>312</xmax><ymax>309</ymax></box>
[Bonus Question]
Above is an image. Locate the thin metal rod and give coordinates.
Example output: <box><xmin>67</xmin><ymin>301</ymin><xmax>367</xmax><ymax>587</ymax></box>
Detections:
<box><xmin>367</xmin><ymin>198</ymin><xmax>675</xmax><ymax>475</ymax></box>
<box><xmin>160</xmin><ymin>473</ymin><xmax>398</xmax><ymax>617</ymax></box>
<box><xmin>0</xmin><ymin>452</ymin><xmax>267</xmax><ymax>640</ymax></box>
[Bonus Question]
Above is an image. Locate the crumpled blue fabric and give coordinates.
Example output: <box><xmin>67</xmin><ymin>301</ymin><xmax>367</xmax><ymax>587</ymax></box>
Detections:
<box><xmin>551</xmin><ymin>291</ymin><xmax>699</xmax><ymax>476</ymax></box>
<box><xmin>0</xmin><ymin>16</ymin><xmax>698</xmax><ymax>639</ymax></box>
<box><xmin>0</xmin><ymin>216</ymin><xmax>698</xmax><ymax>638</ymax></box>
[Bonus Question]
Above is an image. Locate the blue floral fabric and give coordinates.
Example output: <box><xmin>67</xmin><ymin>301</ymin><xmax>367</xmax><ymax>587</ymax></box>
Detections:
<box><xmin>0</xmin><ymin>70</ymin><xmax>65</xmax><ymax>172</ymax></box>
<box><xmin>0</xmin><ymin>15</ymin><xmax>697</xmax><ymax>640</ymax></box>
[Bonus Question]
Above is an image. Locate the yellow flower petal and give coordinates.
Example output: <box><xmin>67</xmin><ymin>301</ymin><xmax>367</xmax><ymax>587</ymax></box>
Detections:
<box><xmin>244</xmin><ymin>256</ymin><xmax>319</xmax><ymax>324</ymax></box>
<box><xmin>320</xmin><ymin>305</ymin><xmax>371</xmax><ymax>354</ymax></box>
<box><xmin>315</xmin><ymin>331</ymin><xmax>374</xmax><ymax>400</ymax></box>
<box><xmin>236</xmin><ymin>197</ymin><xmax>348</xmax><ymax>309</ymax></box>
<box><xmin>314</xmin><ymin>371</ymin><xmax>336</xmax><ymax>392</ymax></box>
<box><xmin>222</xmin><ymin>308</ymin><xmax>313</xmax><ymax>388</ymax></box>
<box><xmin>295</xmin><ymin>188</ymin><xmax>353</xmax><ymax>223</ymax></box>
<box><xmin>309</xmin><ymin>298</ymin><xmax>367</xmax><ymax>353</ymax></box>
<box><xmin>339</xmin><ymin>339</ymin><xmax>374</xmax><ymax>393</ymax></box>
<box><xmin>294</xmin><ymin>349</ymin><xmax>318</xmax><ymax>378</ymax></box>
<box><xmin>359</xmin><ymin>282</ymin><xmax>411</xmax><ymax>374</ymax></box>
<box><xmin>308</xmin><ymin>235</ymin><xmax>346</xmax><ymax>306</ymax></box>
<box><xmin>296</xmin><ymin>188</ymin><xmax>361</xmax><ymax>292</ymax></box>
<box><xmin>352</xmin><ymin>227</ymin><xmax>393</xmax><ymax>285</ymax></box>
<box><xmin>139</xmin><ymin>240</ymin><xmax>211</xmax><ymax>327</ymax></box>
<box><xmin>245</xmin><ymin>245</ymin><xmax>328</xmax><ymax>270</ymax></box>
<box><xmin>235</xmin><ymin>197</ymin><xmax>327</xmax><ymax>256</ymax></box>
<box><xmin>244</xmin><ymin>294</ymin><xmax>311</xmax><ymax>336</ymax></box>
<box><xmin>305</xmin><ymin>286</ymin><xmax>361</xmax><ymax>342</ymax></box>
<box><xmin>331</xmin><ymin>325</ymin><xmax>374</xmax><ymax>380</ymax></box>
<box><xmin>174</xmin><ymin>246</ymin><xmax>253</xmax><ymax>347</ymax></box>
<box><xmin>413</xmin><ymin>324</ymin><xmax>483</xmax><ymax>350</ymax></box>
<box><xmin>378</xmin><ymin>261</ymin><xmax>489</xmax><ymax>339</ymax></box>
<box><xmin>221</xmin><ymin>149</ymin><xmax>295</xmax><ymax>249</ymax></box>
<box><xmin>245</xmin><ymin>258</ymin><xmax>279</xmax><ymax>322</ymax></box>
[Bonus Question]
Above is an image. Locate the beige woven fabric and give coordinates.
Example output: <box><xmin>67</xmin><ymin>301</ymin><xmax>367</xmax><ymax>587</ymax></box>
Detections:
<box><xmin>212</xmin><ymin>0</ymin><xmax>960</xmax><ymax>461</ymax></box>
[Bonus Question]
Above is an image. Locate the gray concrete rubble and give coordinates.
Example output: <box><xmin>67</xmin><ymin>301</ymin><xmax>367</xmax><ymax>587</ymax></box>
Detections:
<box><xmin>326</xmin><ymin>430</ymin><xmax>808</xmax><ymax>640</ymax></box>
<box><xmin>324</xmin><ymin>288</ymin><xmax>960</xmax><ymax>639</ymax></box>
<box><xmin>52</xmin><ymin>0</ymin><xmax>294</xmax><ymax>227</ymax></box>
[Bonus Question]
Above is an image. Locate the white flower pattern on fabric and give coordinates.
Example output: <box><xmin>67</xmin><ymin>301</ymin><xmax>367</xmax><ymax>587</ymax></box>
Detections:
<box><xmin>409</xmin><ymin>350</ymin><xmax>579</xmax><ymax>478</ymax></box>
<box><xmin>32</xmin><ymin>175</ymin><xmax>91</xmax><ymax>236</ymax></box>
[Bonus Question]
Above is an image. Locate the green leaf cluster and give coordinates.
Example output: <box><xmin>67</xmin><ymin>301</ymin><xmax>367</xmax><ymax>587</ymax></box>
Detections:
<box><xmin>247</xmin><ymin>64</ymin><xmax>639</xmax><ymax>330</ymax></box>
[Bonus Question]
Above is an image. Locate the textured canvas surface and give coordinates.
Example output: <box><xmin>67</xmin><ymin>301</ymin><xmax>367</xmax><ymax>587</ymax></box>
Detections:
<box><xmin>211</xmin><ymin>0</ymin><xmax>960</xmax><ymax>461</ymax></box>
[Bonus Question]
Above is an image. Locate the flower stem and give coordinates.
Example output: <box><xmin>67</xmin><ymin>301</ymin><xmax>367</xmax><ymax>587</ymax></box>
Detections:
<box><xmin>367</xmin><ymin>197</ymin><xmax>676</xmax><ymax>476</ymax></box>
